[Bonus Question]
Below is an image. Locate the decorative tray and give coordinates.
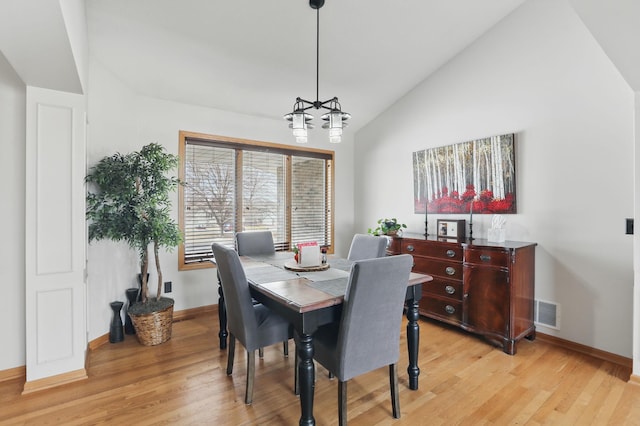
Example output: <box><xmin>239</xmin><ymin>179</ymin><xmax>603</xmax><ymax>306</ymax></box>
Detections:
<box><xmin>284</xmin><ymin>261</ymin><xmax>330</xmax><ymax>272</ymax></box>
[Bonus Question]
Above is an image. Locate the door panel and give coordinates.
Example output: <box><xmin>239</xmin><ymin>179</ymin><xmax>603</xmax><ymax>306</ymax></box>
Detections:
<box><xmin>25</xmin><ymin>86</ymin><xmax>86</xmax><ymax>386</ymax></box>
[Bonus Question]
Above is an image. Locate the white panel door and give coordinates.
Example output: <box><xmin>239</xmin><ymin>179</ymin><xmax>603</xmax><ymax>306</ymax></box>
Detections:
<box><xmin>25</xmin><ymin>86</ymin><xmax>87</xmax><ymax>383</ymax></box>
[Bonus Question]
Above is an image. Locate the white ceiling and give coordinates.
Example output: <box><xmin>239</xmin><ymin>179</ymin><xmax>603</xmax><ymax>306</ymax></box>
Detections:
<box><xmin>2</xmin><ymin>1</ymin><xmax>637</xmax><ymax>135</ymax></box>
<box><xmin>569</xmin><ymin>0</ymin><xmax>640</xmax><ymax>90</ymax></box>
<box><xmin>84</xmin><ymin>0</ymin><xmax>526</xmax><ymax>132</ymax></box>
<box><xmin>0</xmin><ymin>0</ymin><xmax>84</xmax><ymax>93</ymax></box>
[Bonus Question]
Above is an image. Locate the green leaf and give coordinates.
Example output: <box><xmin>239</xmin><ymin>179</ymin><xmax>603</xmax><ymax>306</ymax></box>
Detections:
<box><xmin>86</xmin><ymin>143</ymin><xmax>183</xmax><ymax>303</ymax></box>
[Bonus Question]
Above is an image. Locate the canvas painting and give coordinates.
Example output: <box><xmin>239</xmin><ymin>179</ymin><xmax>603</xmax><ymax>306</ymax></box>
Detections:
<box><xmin>413</xmin><ymin>133</ymin><xmax>516</xmax><ymax>214</ymax></box>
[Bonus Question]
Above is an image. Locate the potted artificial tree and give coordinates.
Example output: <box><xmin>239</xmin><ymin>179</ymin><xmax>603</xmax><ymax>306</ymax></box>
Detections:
<box><xmin>86</xmin><ymin>143</ymin><xmax>182</xmax><ymax>346</ymax></box>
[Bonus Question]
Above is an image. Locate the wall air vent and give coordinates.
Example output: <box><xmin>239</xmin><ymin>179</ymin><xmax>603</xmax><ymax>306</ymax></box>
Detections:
<box><xmin>534</xmin><ymin>299</ymin><xmax>560</xmax><ymax>330</ymax></box>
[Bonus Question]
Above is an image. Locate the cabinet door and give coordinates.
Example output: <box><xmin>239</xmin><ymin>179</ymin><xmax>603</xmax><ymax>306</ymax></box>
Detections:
<box><xmin>463</xmin><ymin>264</ymin><xmax>510</xmax><ymax>337</ymax></box>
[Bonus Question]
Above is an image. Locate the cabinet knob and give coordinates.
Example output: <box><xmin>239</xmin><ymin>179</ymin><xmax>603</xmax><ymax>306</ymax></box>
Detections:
<box><xmin>445</xmin><ymin>285</ymin><xmax>455</xmax><ymax>295</ymax></box>
<box><xmin>445</xmin><ymin>266</ymin><xmax>456</xmax><ymax>276</ymax></box>
<box><xmin>446</xmin><ymin>249</ymin><xmax>455</xmax><ymax>258</ymax></box>
<box><xmin>445</xmin><ymin>305</ymin><xmax>456</xmax><ymax>314</ymax></box>
<box><xmin>407</xmin><ymin>245</ymin><xmax>415</xmax><ymax>252</ymax></box>
<box><xmin>480</xmin><ymin>254</ymin><xmax>491</xmax><ymax>262</ymax></box>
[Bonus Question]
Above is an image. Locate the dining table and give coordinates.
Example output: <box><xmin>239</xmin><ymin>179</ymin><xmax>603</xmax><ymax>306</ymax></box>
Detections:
<box><xmin>214</xmin><ymin>252</ymin><xmax>433</xmax><ymax>426</ymax></box>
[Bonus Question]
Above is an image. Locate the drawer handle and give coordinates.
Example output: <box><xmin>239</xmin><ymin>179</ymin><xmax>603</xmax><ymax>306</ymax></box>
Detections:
<box><xmin>445</xmin><ymin>305</ymin><xmax>456</xmax><ymax>314</ymax></box>
<box><xmin>480</xmin><ymin>254</ymin><xmax>491</xmax><ymax>262</ymax></box>
<box><xmin>406</xmin><ymin>244</ymin><xmax>415</xmax><ymax>252</ymax></box>
<box><xmin>445</xmin><ymin>266</ymin><xmax>456</xmax><ymax>276</ymax></box>
<box><xmin>445</xmin><ymin>285</ymin><xmax>455</xmax><ymax>295</ymax></box>
<box><xmin>446</xmin><ymin>249</ymin><xmax>455</xmax><ymax>258</ymax></box>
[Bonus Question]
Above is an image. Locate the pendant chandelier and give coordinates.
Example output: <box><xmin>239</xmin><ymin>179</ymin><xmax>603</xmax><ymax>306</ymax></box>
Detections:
<box><xmin>284</xmin><ymin>0</ymin><xmax>350</xmax><ymax>144</ymax></box>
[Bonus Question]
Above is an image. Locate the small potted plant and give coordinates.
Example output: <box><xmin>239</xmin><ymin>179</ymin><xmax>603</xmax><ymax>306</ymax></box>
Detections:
<box><xmin>86</xmin><ymin>143</ymin><xmax>182</xmax><ymax>346</ymax></box>
<box><xmin>368</xmin><ymin>218</ymin><xmax>407</xmax><ymax>236</ymax></box>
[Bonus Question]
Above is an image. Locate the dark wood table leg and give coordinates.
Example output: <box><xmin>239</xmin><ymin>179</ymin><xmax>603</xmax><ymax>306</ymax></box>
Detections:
<box><xmin>218</xmin><ymin>281</ymin><xmax>228</xmax><ymax>350</ymax></box>
<box><xmin>406</xmin><ymin>298</ymin><xmax>420</xmax><ymax>390</ymax></box>
<box><xmin>297</xmin><ymin>333</ymin><xmax>316</xmax><ymax>426</ymax></box>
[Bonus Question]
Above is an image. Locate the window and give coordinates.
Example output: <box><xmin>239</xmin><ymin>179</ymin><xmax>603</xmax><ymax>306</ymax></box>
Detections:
<box><xmin>178</xmin><ymin>131</ymin><xmax>334</xmax><ymax>270</ymax></box>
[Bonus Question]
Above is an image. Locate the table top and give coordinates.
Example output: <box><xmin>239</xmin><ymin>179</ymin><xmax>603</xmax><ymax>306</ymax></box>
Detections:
<box><xmin>241</xmin><ymin>252</ymin><xmax>432</xmax><ymax>314</ymax></box>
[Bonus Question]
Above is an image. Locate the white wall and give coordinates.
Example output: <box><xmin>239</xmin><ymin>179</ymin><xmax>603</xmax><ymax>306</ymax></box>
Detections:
<box><xmin>0</xmin><ymin>51</ymin><xmax>26</xmax><ymax>370</ymax></box>
<box><xmin>86</xmin><ymin>59</ymin><xmax>356</xmax><ymax>341</ymax></box>
<box><xmin>355</xmin><ymin>0</ymin><xmax>634</xmax><ymax>356</ymax></box>
<box><xmin>634</xmin><ymin>92</ymin><xmax>640</xmax><ymax>375</ymax></box>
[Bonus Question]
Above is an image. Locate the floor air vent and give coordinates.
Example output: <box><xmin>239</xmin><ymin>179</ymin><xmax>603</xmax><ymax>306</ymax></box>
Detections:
<box><xmin>534</xmin><ymin>299</ymin><xmax>560</xmax><ymax>330</ymax></box>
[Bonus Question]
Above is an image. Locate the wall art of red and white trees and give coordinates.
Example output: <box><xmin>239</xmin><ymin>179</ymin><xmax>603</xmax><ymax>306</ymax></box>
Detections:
<box><xmin>413</xmin><ymin>133</ymin><xmax>516</xmax><ymax>215</ymax></box>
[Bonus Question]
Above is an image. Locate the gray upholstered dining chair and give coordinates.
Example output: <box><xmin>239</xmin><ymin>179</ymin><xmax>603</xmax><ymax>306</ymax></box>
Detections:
<box><xmin>311</xmin><ymin>254</ymin><xmax>413</xmax><ymax>425</ymax></box>
<box><xmin>234</xmin><ymin>230</ymin><xmax>288</xmax><ymax>357</ymax></box>
<box><xmin>346</xmin><ymin>233</ymin><xmax>388</xmax><ymax>261</ymax></box>
<box><xmin>236</xmin><ymin>230</ymin><xmax>276</xmax><ymax>257</ymax></box>
<box><xmin>212</xmin><ymin>243</ymin><xmax>293</xmax><ymax>405</ymax></box>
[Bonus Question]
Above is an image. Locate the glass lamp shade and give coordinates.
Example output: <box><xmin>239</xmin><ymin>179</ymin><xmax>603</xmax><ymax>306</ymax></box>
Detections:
<box><xmin>293</xmin><ymin>126</ymin><xmax>308</xmax><ymax>143</ymax></box>
<box><xmin>292</xmin><ymin>111</ymin><xmax>306</xmax><ymax>131</ymax></box>
<box><xmin>293</xmin><ymin>127</ymin><xmax>307</xmax><ymax>137</ymax></box>
<box><xmin>285</xmin><ymin>108</ymin><xmax>314</xmax><ymax>143</ymax></box>
<box><xmin>322</xmin><ymin>109</ymin><xmax>349</xmax><ymax>143</ymax></box>
<box><xmin>329</xmin><ymin>127</ymin><xmax>342</xmax><ymax>144</ymax></box>
<box><xmin>330</xmin><ymin>110</ymin><xmax>342</xmax><ymax>129</ymax></box>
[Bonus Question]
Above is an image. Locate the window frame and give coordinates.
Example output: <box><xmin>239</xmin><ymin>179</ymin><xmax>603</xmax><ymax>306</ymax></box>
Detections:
<box><xmin>178</xmin><ymin>130</ymin><xmax>335</xmax><ymax>271</ymax></box>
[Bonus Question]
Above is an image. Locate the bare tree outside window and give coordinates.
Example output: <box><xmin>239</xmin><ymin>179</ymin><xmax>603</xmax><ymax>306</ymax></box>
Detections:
<box><xmin>185</xmin><ymin>160</ymin><xmax>235</xmax><ymax>236</ymax></box>
<box><xmin>178</xmin><ymin>132</ymin><xmax>334</xmax><ymax>270</ymax></box>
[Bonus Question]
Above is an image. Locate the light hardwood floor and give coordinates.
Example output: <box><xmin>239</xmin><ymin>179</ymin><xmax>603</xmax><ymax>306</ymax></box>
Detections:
<box><xmin>1</xmin><ymin>312</ymin><xmax>639</xmax><ymax>425</ymax></box>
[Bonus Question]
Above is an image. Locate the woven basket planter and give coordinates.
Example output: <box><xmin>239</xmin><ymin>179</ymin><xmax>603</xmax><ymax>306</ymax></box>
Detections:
<box><xmin>129</xmin><ymin>298</ymin><xmax>174</xmax><ymax>346</ymax></box>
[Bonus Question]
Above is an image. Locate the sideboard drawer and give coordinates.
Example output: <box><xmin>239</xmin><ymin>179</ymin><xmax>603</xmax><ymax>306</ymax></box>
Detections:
<box><xmin>413</xmin><ymin>257</ymin><xmax>463</xmax><ymax>280</ymax></box>
<box><xmin>420</xmin><ymin>297</ymin><xmax>463</xmax><ymax>324</ymax></box>
<box><xmin>402</xmin><ymin>240</ymin><xmax>463</xmax><ymax>261</ymax></box>
<box><xmin>422</xmin><ymin>277</ymin><xmax>463</xmax><ymax>301</ymax></box>
<box><xmin>464</xmin><ymin>248</ymin><xmax>510</xmax><ymax>267</ymax></box>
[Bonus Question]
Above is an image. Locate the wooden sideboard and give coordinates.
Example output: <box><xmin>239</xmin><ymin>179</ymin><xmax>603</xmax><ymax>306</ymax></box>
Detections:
<box><xmin>388</xmin><ymin>233</ymin><xmax>537</xmax><ymax>355</ymax></box>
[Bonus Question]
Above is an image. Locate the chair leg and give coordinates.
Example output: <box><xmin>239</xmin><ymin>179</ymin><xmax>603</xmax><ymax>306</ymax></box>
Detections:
<box><xmin>283</xmin><ymin>340</ymin><xmax>289</xmax><ymax>357</ymax></box>
<box><xmin>226</xmin><ymin>334</ymin><xmax>236</xmax><ymax>375</ymax></box>
<box><xmin>245</xmin><ymin>350</ymin><xmax>256</xmax><ymax>405</ymax></box>
<box><xmin>389</xmin><ymin>363</ymin><xmax>400</xmax><ymax>419</ymax></box>
<box><xmin>338</xmin><ymin>380</ymin><xmax>347</xmax><ymax>426</ymax></box>
<box><xmin>294</xmin><ymin>354</ymin><xmax>299</xmax><ymax>395</ymax></box>
<box><xmin>259</xmin><ymin>347</ymin><xmax>264</xmax><ymax>358</ymax></box>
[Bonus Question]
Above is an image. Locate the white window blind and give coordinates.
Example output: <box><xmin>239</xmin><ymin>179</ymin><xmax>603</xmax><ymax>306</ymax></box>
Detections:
<box><xmin>183</xmin><ymin>144</ymin><xmax>236</xmax><ymax>263</ymax></box>
<box><xmin>291</xmin><ymin>156</ymin><xmax>328</xmax><ymax>244</ymax></box>
<box><xmin>179</xmin><ymin>133</ymin><xmax>334</xmax><ymax>268</ymax></box>
<box><xmin>242</xmin><ymin>150</ymin><xmax>287</xmax><ymax>248</ymax></box>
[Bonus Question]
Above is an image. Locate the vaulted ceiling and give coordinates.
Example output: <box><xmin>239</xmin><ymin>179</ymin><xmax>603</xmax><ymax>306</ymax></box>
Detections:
<box><xmin>84</xmin><ymin>0</ymin><xmax>525</xmax><ymax>132</ymax></box>
<box><xmin>1</xmin><ymin>0</ymin><xmax>638</xmax><ymax>134</ymax></box>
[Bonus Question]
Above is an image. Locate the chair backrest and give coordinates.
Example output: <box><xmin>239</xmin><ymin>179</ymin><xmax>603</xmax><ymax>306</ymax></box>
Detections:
<box><xmin>336</xmin><ymin>254</ymin><xmax>413</xmax><ymax>381</ymax></box>
<box><xmin>347</xmin><ymin>233</ymin><xmax>388</xmax><ymax>261</ymax></box>
<box><xmin>236</xmin><ymin>231</ymin><xmax>275</xmax><ymax>256</ymax></box>
<box><xmin>212</xmin><ymin>243</ymin><xmax>260</xmax><ymax>349</ymax></box>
